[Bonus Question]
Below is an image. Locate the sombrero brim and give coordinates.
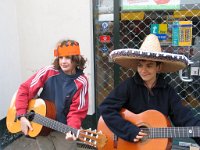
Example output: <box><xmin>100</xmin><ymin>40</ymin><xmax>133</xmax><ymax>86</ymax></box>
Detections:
<box><xmin>110</xmin><ymin>49</ymin><xmax>190</xmax><ymax>73</ymax></box>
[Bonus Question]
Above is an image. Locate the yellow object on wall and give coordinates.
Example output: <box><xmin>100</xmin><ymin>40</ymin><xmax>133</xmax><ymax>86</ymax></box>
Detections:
<box><xmin>173</xmin><ymin>10</ymin><xmax>200</xmax><ymax>18</ymax></box>
<box><xmin>121</xmin><ymin>12</ymin><xmax>145</xmax><ymax>20</ymax></box>
<box><xmin>178</xmin><ymin>21</ymin><xmax>192</xmax><ymax>46</ymax></box>
<box><xmin>159</xmin><ymin>24</ymin><xmax>168</xmax><ymax>34</ymax></box>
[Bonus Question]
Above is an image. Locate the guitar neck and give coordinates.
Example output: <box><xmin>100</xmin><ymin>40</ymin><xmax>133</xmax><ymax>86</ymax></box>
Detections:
<box><xmin>144</xmin><ymin>127</ymin><xmax>200</xmax><ymax>139</ymax></box>
<box><xmin>32</xmin><ymin>113</ymin><xmax>78</xmax><ymax>135</ymax></box>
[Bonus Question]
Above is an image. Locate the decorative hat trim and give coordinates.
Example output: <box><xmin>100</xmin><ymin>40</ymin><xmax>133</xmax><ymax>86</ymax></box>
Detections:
<box><xmin>109</xmin><ymin>34</ymin><xmax>190</xmax><ymax>73</ymax></box>
<box><xmin>110</xmin><ymin>49</ymin><xmax>189</xmax><ymax>65</ymax></box>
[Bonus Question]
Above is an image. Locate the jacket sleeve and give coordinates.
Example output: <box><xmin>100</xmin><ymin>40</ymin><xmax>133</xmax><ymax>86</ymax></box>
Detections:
<box><xmin>98</xmin><ymin>79</ymin><xmax>140</xmax><ymax>142</ymax></box>
<box><xmin>15</xmin><ymin>65</ymin><xmax>58</xmax><ymax>116</ymax></box>
<box><xmin>67</xmin><ymin>75</ymin><xmax>89</xmax><ymax>129</ymax></box>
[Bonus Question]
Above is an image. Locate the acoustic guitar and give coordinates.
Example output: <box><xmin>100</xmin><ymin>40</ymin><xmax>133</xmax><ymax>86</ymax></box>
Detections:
<box><xmin>6</xmin><ymin>93</ymin><xmax>107</xmax><ymax>149</ymax></box>
<box><xmin>98</xmin><ymin>109</ymin><xmax>200</xmax><ymax>150</ymax></box>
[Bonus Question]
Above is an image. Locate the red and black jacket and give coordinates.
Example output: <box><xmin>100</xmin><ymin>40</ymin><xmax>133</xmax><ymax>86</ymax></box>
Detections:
<box><xmin>16</xmin><ymin>65</ymin><xmax>88</xmax><ymax>129</ymax></box>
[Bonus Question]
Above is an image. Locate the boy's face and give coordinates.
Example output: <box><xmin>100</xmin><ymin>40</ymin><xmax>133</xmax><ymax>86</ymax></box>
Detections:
<box><xmin>59</xmin><ymin>56</ymin><xmax>76</xmax><ymax>75</ymax></box>
<box><xmin>137</xmin><ymin>60</ymin><xmax>161</xmax><ymax>84</ymax></box>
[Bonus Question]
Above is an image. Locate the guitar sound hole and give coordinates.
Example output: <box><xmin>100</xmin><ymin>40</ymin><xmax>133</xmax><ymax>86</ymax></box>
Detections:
<box><xmin>27</xmin><ymin>110</ymin><xmax>35</xmax><ymax>121</ymax></box>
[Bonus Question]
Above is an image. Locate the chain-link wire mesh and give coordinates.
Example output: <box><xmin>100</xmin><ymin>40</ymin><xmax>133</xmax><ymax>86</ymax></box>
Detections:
<box><xmin>119</xmin><ymin>4</ymin><xmax>200</xmax><ymax>116</ymax></box>
<box><xmin>95</xmin><ymin>0</ymin><xmax>200</xmax><ymax>114</ymax></box>
<box><xmin>95</xmin><ymin>0</ymin><xmax>114</xmax><ymax>106</ymax></box>
<box><xmin>95</xmin><ymin>0</ymin><xmax>200</xmax><ymax>147</ymax></box>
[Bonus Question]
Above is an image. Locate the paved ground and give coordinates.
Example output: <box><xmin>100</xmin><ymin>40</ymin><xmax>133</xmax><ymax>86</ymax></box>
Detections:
<box><xmin>3</xmin><ymin>136</ymin><xmax>38</xmax><ymax>150</ymax></box>
<box><xmin>3</xmin><ymin>135</ymin><xmax>200</xmax><ymax>150</ymax></box>
<box><xmin>3</xmin><ymin>135</ymin><xmax>96</xmax><ymax>150</ymax></box>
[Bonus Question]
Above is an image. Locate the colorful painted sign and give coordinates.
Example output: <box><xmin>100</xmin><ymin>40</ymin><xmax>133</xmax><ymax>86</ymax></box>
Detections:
<box><xmin>172</xmin><ymin>21</ymin><xmax>192</xmax><ymax>46</ymax></box>
<box><xmin>151</xmin><ymin>24</ymin><xmax>159</xmax><ymax>34</ymax></box>
<box><xmin>101</xmin><ymin>22</ymin><xmax>109</xmax><ymax>32</ymax></box>
<box><xmin>99</xmin><ymin>35</ymin><xmax>111</xmax><ymax>43</ymax></box>
<box><xmin>151</xmin><ymin>24</ymin><xmax>168</xmax><ymax>40</ymax></box>
<box><xmin>100</xmin><ymin>44</ymin><xmax>109</xmax><ymax>53</ymax></box>
<box><xmin>159</xmin><ymin>24</ymin><xmax>168</xmax><ymax>34</ymax></box>
<box><xmin>172</xmin><ymin>21</ymin><xmax>179</xmax><ymax>46</ymax></box>
<box><xmin>122</xmin><ymin>0</ymin><xmax>180</xmax><ymax>11</ymax></box>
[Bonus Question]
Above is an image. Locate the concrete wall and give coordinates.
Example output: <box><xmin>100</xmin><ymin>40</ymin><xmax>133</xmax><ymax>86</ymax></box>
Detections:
<box><xmin>0</xmin><ymin>0</ymin><xmax>21</xmax><ymax>119</ymax></box>
<box><xmin>0</xmin><ymin>0</ymin><xmax>94</xmax><ymax>119</ymax></box>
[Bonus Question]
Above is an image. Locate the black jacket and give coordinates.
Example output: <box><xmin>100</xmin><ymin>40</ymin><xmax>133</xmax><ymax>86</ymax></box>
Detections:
<box><xmin>99</xmin><ymin>72</ymin><xmax>200</xmax><ymax>145</ymax></box>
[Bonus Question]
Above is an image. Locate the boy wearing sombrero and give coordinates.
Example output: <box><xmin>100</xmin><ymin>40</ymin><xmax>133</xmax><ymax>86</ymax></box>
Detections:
<box><xmin>99</xmin><ymin>34</ymin><xmax>200</xmax><ymax>146</ymax></box>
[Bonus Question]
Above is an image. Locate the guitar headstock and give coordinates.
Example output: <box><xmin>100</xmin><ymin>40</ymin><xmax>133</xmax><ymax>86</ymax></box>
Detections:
<box><xmin>78</xmin><ymin>128</ymin><xmax>107</xmax><ymax>149</ymax></box>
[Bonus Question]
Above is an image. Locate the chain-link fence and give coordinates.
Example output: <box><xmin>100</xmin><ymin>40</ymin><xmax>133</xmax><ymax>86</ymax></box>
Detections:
<box><xmin>119</xmin><ymin>5</ymin><xmax>200</xmax><ymax>114</ymax></box>
<box><xmin>96</xmin><ymin>0</ymin><xmax>200</xmax><ymax>113</ymax></box>
<box><xmin>95</xmin><ymin>0</ymin><xmax>200</xmax><ymax>148</ymax></box>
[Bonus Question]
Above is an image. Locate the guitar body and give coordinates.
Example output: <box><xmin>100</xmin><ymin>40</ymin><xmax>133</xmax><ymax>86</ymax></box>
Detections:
<box><xmin>97</xmin><ymin>109</ymin><xmax>172</xmax><ymax>150</ymax></box>
<box><xmin>6</xmin><ymin>93</ymin><xmax>107</xmax><ymax>149</ymax></box>
<box><xmin>6</xmin><ymin>93</ymin><xmax>56</xmax><ymax>137</ymax></box>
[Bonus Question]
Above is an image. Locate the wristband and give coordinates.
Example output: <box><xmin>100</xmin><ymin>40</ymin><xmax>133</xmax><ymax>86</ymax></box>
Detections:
<box><xmin>17</xmin><ymin>114</ymin><xmax>27</xmax><ymax>120</ymax></box>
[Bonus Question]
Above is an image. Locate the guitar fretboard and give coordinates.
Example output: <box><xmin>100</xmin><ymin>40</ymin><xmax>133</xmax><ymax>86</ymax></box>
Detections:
<box><xmin>32</xmin><ymin>113</ymin><xmax>78</xmax><ymax>135</ymax></box>
<box><xmin>142</xmin><ymin>127</ymin><xmax>200</xmax><ymax>139</ymax></box>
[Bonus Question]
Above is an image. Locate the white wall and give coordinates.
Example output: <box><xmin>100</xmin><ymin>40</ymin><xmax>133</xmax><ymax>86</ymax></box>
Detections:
<box><xmin>0</xmin><ymin>0</ymin><xmax>21</xmax><ymax>119</ymax></box>
<box><xmin>0</xmin><ymin>0</ymin><xmax>94</xmax><ymax>119</ymax></box>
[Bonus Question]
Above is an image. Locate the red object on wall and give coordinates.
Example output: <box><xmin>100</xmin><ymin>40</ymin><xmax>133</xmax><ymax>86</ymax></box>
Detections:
<box><xmin>154</xmin><ymin>0</ymin><xmax>170</xmax><ymax>4</ymax></box>
<box><xmin>99</xmin><ymin>35</ymin><xmax>111</xmax><ymax>43</ymax></box>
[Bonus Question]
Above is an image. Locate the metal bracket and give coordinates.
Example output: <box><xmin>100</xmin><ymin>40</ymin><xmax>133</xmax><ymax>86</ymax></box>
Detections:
<box><xmin>179</xmin><ymin>60</ymin><xmax>194</xmax><ymax>82</ymax></box>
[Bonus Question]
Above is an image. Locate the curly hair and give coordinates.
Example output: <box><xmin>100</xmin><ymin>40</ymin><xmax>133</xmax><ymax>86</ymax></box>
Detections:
<box><xmin>53</xmin><ymin>40</ymin><xmax>87</xmax><ymax>70</ymax></box>
<box><xmin>53</xmin><ymin>55</ymin><xmax>87</xmax><ymax>70</ymax></box>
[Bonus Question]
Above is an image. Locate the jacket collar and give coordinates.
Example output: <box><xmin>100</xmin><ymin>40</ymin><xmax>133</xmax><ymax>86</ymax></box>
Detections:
<box><xmin>59</xmin><ymin>68</ymin><xmax>83</xmax><ymax>80</ymax></box>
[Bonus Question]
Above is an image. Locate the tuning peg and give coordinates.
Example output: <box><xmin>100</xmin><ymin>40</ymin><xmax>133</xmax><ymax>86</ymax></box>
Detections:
<box><xmin>98</xmin><ymin>130</ymin><xmax>102</xmax><ymax>134</ymax></box>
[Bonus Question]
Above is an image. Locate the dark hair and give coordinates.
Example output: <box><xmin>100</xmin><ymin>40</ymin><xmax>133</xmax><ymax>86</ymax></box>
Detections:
<box><xmin>156</xmin><ymin>61</ymin><xmax>162</xmax><ymax>66</ymax></box>
<box><xmin>60</xmin><ymin>40</ymin><xmax>79</xmax><ymax>47</ymax></box>
<box><xmin>52</xmin><ymin>55</ymin><xmax>87</xmax><ymax>70</ymax></box>
<box><xmin>138</xmin><ymin>60</ymin><xmax>162</xmax><ymax>66</ymax></box>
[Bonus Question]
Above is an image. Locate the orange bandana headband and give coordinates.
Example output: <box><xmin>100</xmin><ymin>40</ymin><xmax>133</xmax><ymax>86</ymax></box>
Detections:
<box><xmin>54</xmin><ymin>40</ymin><xmax>80</xmax><ymax>57</ymax></box>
